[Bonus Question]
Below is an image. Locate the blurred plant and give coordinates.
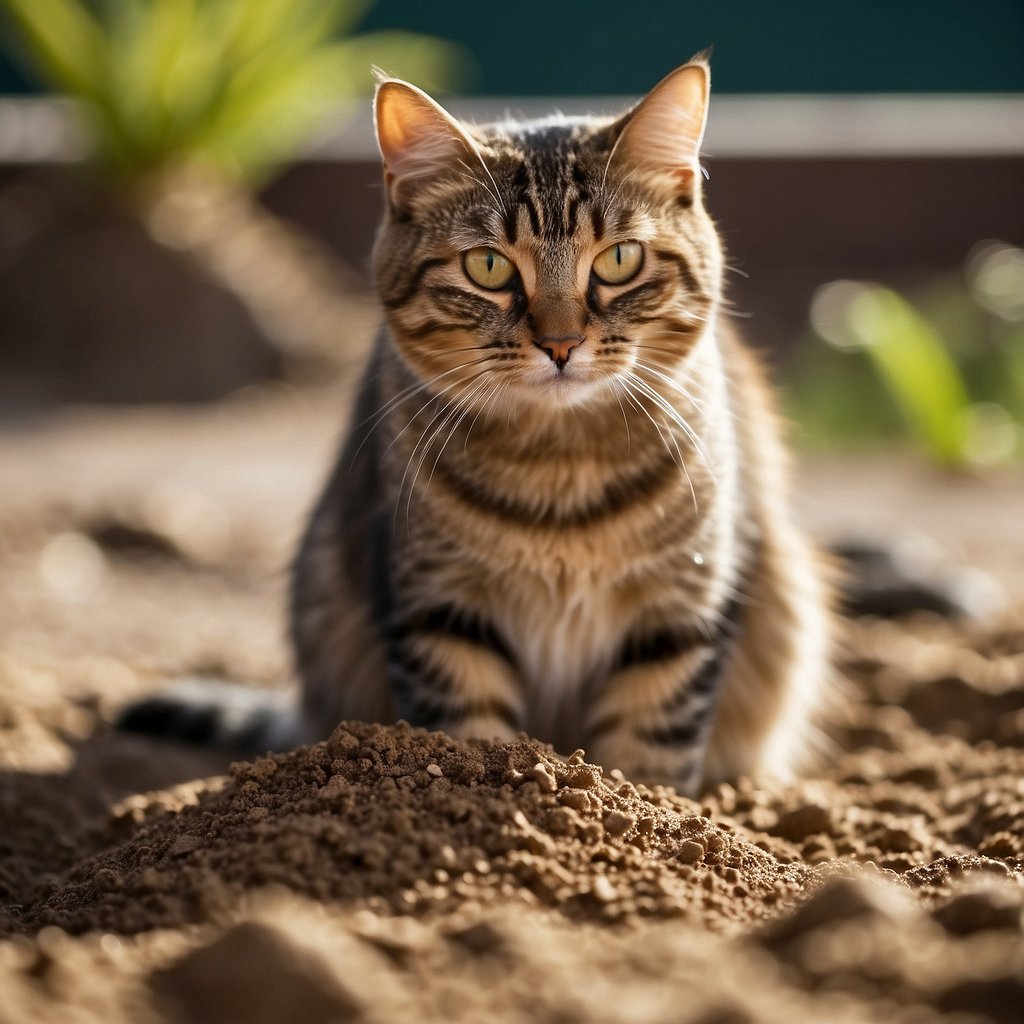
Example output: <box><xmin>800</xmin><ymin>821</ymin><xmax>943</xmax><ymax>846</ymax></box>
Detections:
<box><xmin>0</xmin><ymin>0</ymin><xmax>465</xmax><ymax>374</ymax></box>
<box><xmin>786</xmin><ymin>241</ymin><xmax>1024</xmax><ymax>469</ymax></box>
<box><xmin>1</xmin><ymin>0</ymin><xmax>462</xmax><ymax>184</ymax></box>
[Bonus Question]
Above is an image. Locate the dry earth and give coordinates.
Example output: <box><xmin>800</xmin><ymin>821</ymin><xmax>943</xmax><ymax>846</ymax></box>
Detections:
<box><xmin>1</xmin><ymin>387</ymin><xmax>1024</xmax><ymax>1024</ymax></box>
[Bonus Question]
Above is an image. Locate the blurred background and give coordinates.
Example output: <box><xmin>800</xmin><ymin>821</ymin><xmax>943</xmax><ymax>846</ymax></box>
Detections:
<box><xmin>0</xmin><ymin>0</ymin><xmax>1021</xmax><ymax>468</ymax></box>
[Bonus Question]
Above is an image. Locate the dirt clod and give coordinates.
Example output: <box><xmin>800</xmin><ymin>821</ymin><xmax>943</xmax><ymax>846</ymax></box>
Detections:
<box><xmin>151</xmin><ymin>921</ymin><xmax>364</xmax><ymax>1024</ymax></box>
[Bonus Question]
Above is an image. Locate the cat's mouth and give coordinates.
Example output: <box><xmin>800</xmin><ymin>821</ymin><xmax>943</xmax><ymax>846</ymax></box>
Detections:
<box><xmin>520</xmin><ymin>357</ymin><xmax>612</xmax><ymax>408</ymax></box>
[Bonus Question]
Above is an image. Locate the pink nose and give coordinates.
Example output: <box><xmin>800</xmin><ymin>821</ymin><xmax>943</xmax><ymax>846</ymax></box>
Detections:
<box><xmin>535</xmin><ymin>334</ymin><xmax>583</xmax><ymax>367</ymax></box>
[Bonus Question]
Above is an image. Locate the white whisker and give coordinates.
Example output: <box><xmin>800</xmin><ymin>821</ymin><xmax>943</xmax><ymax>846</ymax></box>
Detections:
<box><xmin>619</xmin><ymin>380</ymin><xmax>699</xmax><ymax>515</ymax></box>
<box><xmin>354</xmin><ymin>355</ymin><xmax>498</xmax><ymax>464</ymax></box>
<box><xmin>633</xmin><ymin>360</ymin><xmax>706</xmax><ymax>411</ymax></box>
<box><xmin>423</xmin><ymin>375</ymin><xmax>493</xmax><ymax>490</ymax></box>
<box><xmin>624</xmin><ymin>370</ymin><xmax>716</xmax><ymax>486</ymax></box>
<box><xmin>396</xmin><ymin>374</ymin><xmax>487</xmax><ymax>527</ymax></box>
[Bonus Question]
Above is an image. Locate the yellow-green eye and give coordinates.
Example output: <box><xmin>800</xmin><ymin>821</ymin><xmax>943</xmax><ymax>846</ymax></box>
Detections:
<box><xmin>463</xmin><ymin>247</ymin><xmax>516</xmax><ymax>290</ymax></box>
<box><xmin>592</xmin><ymin>241</ymin><xmax>643</xmax><ymax>285</ymax></box>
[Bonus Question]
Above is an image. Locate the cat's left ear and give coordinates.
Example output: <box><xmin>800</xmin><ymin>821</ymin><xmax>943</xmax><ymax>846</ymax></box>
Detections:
<box><xmin>609</xmin><ymin>57</ymin><xmax>710</xmax><ymax>198</ymax></box>
<box><xmin>373</xmin><ymin>73</ymin><xmax>480</xmax><ymax>213</ymax></box>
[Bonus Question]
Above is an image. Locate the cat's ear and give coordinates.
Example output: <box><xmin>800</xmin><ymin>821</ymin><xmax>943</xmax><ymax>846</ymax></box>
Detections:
<box><xmin>374</xmin><ymin>75</ymin><xmax>477</xmax><ymax>212</ymax></box>
<box><xmin>609</xmin><ymin>57</ymin><xmax>710</xmax><ymax>198</ymax></box>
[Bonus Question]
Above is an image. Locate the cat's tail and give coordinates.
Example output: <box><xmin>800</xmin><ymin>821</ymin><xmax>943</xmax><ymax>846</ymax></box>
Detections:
<box><xmin>115</xmin><ymin>678</ymin><xmax>301</xmax><ymax>754</ymax></box>
<box><xmin>831</xmin><ymin>537</ymin><xmax>1003</xmax><ymax>620</ymax></box>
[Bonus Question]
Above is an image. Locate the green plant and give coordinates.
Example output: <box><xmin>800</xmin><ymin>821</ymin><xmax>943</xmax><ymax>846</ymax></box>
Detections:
<box><xmin>1</xmin><ymin>0</ymin><xmax>465</xmax><ymax>184</ymax></box>
<box><xmin>786</xmin><ymin>242</ymin><xmax>1024</xmax><ymax>468</ymax></box>
<box><xmin>0</xmin><ymin>0</ymin><xmax>467</xmax><ymax>374</ymax></box>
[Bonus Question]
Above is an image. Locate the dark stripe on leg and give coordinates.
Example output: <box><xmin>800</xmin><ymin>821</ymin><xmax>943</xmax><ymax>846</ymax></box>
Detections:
<box><xmin>614</xmin><ymin>623</ymin><xmax>709</xmax><ymax>672</ymax></box>
<box><xmin>387</xmin><ymin>605</ymin><xmax>517</xmax><ymax>668</ymax></box>
<box><xmin>640</xmin><ymin>599</ymin><xmax>742</xmax><ymax>745</ymax></box>
<box><xmin>388</xmin><ymin>646</ymin><xmax>518</xmax><ymax>731</ymax></box>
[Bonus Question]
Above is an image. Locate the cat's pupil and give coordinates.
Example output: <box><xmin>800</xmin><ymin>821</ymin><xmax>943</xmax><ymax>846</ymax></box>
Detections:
<box><xmin>486</xmin><ymin>250</ymin><xmax>494</xmax><ymax>273</ymax></box>
<box><xmin>614</xmin><ymin>245</ymin><xmax>622</xmax><ymax>265</ymax></box>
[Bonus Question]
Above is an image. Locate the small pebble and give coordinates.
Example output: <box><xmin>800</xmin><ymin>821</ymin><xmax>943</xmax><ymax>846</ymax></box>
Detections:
<box><xmin>773</xmin><ymin>802</ymin><xmax>832</xmax><ymax>842</ymax></box>
<box><xmin>677</xmin><ymin>840</ymin><xmax>705</xmax><ymax>865</ymax></box>
<box><xmin>603</xmin><ymin>810</ymin><xmax>636</xmax><ymax>838</ymax></box>
<box><xmin>528</xmin><ymin>762</ymin><xmax>557</xmax><ymax>793</ymax></box>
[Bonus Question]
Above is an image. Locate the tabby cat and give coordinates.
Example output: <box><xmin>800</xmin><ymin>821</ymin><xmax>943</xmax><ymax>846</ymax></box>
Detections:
<box><xmin>121</xmin><ymin>56</ymin><xmax>831</xmax><ymax>794</ymax></box>
<box><xmin>287</xmin><ymin>55</ymin><xmax>831</xmax><ymax>794</ymax></box>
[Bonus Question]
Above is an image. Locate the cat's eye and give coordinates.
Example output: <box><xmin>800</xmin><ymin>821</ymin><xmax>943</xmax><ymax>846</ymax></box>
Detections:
<box><xmin>592</xmin><ymin>242</ymin><xmax>643</xmax><ymax>285</ymax></box>
<box><xmin>463</xmin><ymin>247</ymin><xmax>517</xmax><ymax>290</ymax></box>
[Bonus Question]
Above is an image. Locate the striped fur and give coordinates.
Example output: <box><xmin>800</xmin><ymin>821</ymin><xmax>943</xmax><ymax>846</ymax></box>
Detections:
<box><xmin>291</xmin><ymin>59</ymin><xmax>832</xmax><ymax>793</ymax></box>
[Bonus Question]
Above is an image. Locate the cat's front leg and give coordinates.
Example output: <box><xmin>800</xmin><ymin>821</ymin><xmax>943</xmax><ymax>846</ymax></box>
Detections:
<box><xmin>385</xmin><ymin>604</ymin><xmax>523</xmax><ymax>742</ymax></box>
<box><xmin>583</xmin><ymin>616</ymin><xmax>733</xmax><ymax>795</ymax></box>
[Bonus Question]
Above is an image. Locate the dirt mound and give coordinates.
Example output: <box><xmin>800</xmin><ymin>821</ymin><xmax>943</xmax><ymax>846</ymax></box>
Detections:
<box><xmin>14</xmin><ymin>722</ymin><xmax>806</xmax><ymax>936</ymax></box>
<box><xmin>3</xmin><ymin>402</ymin><xmax>1024</xmax><ymax>1024</ymax></box>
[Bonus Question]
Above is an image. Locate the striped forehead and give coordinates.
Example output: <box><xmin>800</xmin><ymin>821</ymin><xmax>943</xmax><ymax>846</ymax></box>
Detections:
<box><xmin>478</xmin><ymin>119</ymin><xmax>618</xmax><ymax>246</ymax></box>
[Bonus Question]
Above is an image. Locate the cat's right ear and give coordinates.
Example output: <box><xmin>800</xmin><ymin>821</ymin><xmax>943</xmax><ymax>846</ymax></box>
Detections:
<box><xmin>607</xmin><ymin>58</ymin><xmax>710</xmax><ymax>199</ymax></box>
<box><xmin>374</xmin><ymin>77</ymin><xmax>477</xmax><ymax>213</ymax></box>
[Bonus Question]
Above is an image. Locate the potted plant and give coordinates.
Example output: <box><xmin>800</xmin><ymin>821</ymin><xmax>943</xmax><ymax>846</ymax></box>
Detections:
<box><xmin>0</xmin><ymin>0</ymin><xmax>461</xmax><ymax>403</ymax></box>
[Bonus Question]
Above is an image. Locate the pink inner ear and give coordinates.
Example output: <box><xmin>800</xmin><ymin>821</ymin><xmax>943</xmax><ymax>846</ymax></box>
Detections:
<box><xmin>616</xmin><ymin>63</ymin><xmax>709</xmax><ymax>175</ymax></box>
<box><xmin>374</xmin><ymin>81</ymin><xmax>473</xmax><ymax>205</ymax></box>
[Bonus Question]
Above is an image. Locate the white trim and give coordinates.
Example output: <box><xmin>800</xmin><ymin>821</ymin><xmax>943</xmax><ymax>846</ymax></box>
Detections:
<box><xmin>1</xmin><ymin>94</ymin><xmax>1022</xmax><ymax>163</ymax></box>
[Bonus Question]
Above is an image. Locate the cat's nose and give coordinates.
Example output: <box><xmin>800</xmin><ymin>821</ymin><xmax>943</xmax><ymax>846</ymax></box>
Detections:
<box><xmin>534</xmin><ymin>334</ymin><xmax>583</xmax><ymax>368</ymax></box>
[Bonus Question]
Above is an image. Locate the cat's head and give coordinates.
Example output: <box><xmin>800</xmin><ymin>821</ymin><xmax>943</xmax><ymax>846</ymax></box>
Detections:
<box><xmin>372</xmin><ymin>57</ymin><xmax>722</xmax><ymax>412</ymax></box>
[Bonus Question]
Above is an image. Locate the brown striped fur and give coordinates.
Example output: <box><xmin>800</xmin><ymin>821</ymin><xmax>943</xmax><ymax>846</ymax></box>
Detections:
<box><xmin>291</xmin><ymin>58</ymin><xmax>832</xmax><ymax>793</ymax></box>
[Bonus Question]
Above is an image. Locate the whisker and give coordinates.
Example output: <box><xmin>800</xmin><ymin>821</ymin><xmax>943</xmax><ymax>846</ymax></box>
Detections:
<box><xmin>409</xmin><ymin>384</ymin><xmax>485</xmax><ymax>521</ymax></box>
<box><xmin>463</xmin><ymin>377</ymin><xmax>508</xmax><ymax>451</ymax></box>
<box><xmin>455</xmin><ymin>164</ymin><xmax>503</xmax><ymax>220</ymax></box>
<box><xmin>625</xmin><ymin>372</ymin><xmax>709</xmax><ymax>467</ymax></box>
<box><xmin>424</xmin><ymin>376</ymin><xmax>495</xmax><ymax>490</ymax></box>
<box><xmin>396</xmin><ymin>374</ymin><xmax>487</xmax><ymax>526</ymax></box>
<box><xmin>633</xmin><ymin>360</ymin><xmax>706</xmax><ymax>411</ymax></box>
<box><xmin>623</xmin><ymin>371</ymin><xmax>716</xmax><ymax>486</ymax></box>
<box><xmin>609</xmin><ymin>379</ymin><xmax>632</xmax><ymax>455</ymax></box>
<box><xmin>353</xmin><ymin>355</ymin><xmax>498</xmax><ymax>464</ymax></box>
<box><xmin>457</xmin><ymin>152</ymin><xmax>509</xmax><ymax>219</ymax></box>
<box><xmin>384</xmin><ymin>373</ymin><xmax>480</xmax><ymax>463</ymax></box>
<box><xmin>619</xmin><ymin>380</ymin><xmax>699</xmax><ymax>515</ymax></box>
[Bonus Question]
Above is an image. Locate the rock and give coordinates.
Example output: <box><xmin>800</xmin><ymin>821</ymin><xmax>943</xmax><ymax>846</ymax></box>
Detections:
<box><xmin>602</xmin><ymin>810</ymin><xmax>636</xmax><ymax>838</ymax></box>
<box><xmin>937</xmin><ymin>977</ymin><xmax>1024</xmax><ymax>1024</ymax></box>
<box><xmin>773</xmin><ymin>803</ymin><xmax>833</xmax><ymax>842</ymax></box>
<box><xmin>151</xmin><ymin>921</ymin><xmax>362</xmax><ymax>1024</ymax></box>
<box><xmin>759</xmin><ymin>874</ymin><xmax>914</xmax><ymax>949</ymax></box>
<box><xmin>676</xmin><ymin>841</ymin><xmax>706</xmax><ymax>865</ymax></box>
<box><xmin>446</xmin><ymin>920</ymin><xmax>507</xmax><ymax>955</ymax></box>
<box><xmin>528</xmin><ymin>762</ymin><xmax>557</xmax><ymax>793</ymax></box>
<box><xmin>932</xmin><ymin>883</ymin><xmax>1024</xmax><ymax>936</ymax></box>
<box><xmin>591</xmin><ymin>875</ymin><xmax>618</xmax><ymax>903</ymax></box>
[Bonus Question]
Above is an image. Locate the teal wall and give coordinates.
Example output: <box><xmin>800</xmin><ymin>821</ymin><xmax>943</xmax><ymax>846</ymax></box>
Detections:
<box><xmin>361</xmin><ymin>0</ymin><xmax>1024</xmax><ymax>94</ymax></box>
<box><xmin>1</xmin><ymin>0</ymin><xmax>1021</xmax><ymax>95</ymax></box>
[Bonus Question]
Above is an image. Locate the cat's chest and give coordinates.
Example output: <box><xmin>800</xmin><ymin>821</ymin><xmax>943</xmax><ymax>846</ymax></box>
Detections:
<box><xmin>488</xmin><ymin>557</ymin><xmax>624</xmax><ymax>745</ymax></box>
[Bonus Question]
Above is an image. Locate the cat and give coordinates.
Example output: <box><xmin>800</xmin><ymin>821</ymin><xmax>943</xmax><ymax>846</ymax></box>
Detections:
<box><xmin>122</xmin><ymin>55</ymin><xmax>833</xmax><ymax>794</ymax></box>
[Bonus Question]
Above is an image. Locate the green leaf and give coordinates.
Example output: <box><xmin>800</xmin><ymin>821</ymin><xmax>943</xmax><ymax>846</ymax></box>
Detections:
<box><xmin>850</xmin><ymin>286</ymin><xmax>972</xmax><ymax>465</ymax></box>
<box><xmin>2</xmin><ymin>0</ymin><xmax>106</xmax><ymax>97</ymax></box>
<box><xmin>1</xmin><ymin>0</ymin><xmax>465</xmax><ymax>181</ymax></box>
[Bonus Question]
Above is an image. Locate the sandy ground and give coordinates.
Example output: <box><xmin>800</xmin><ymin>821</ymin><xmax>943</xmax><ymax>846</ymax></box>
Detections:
<box><xmin>2</xmin><ymin>386</ymin><xmax>1024</xmax><ymax>1024</ymax></box>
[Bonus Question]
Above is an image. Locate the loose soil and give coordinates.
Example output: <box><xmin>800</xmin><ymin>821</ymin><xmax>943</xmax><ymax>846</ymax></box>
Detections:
<box><xmin>2</xmin><ymin>389</ymin><xmax>1023</xmax><ymax>1024</ymax></box>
